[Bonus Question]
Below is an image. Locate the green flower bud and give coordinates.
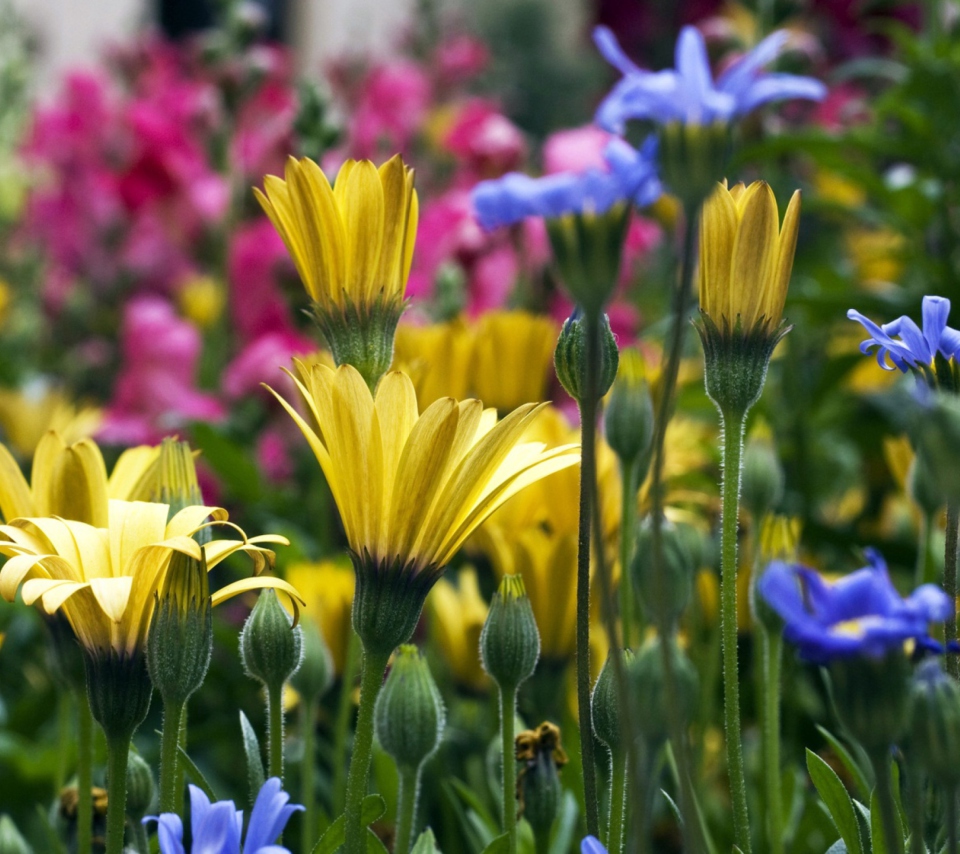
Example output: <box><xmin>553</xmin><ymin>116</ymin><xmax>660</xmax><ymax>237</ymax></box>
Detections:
<box><xmin>629</xmin><ymin>636</ymin><xmax>698</xmax><ymax>746</ymax></box>
<box><xmin>375</xmin><ymin>645</ymin><xmax>445</xmax><ymax>771</ymax></box>
<box><xmin>740</xmin><ymin>422</ymin><xmax>784</xmax><ymax>521</ymax></box>
<box><xmin>631</xmin><ymin>517</ymin><xmax>694</xmax><ymax>626</ymax></box>
<box><xmin>83</xmin><ymin>650</ymin><xmax>154</xmax><ymax>742</ymax></box>
<box><xmin>657</xmin><ymin>121</ymin><xmax>732</xmax><ymax>208</ymax></box>
<box><xmin>591</xmin><ymin>648</ymin><xmax>635</xmax><ymax>755</ymax></box>
<box><xmin>604</xmin><ymin>348</ymin><xmax>654</xmax><ymax>472</ymax></box>
<box><xmin>554</xmin><ymin>312</ymin><xmax>619</xmax><ymax>405</ymax></box>
<box><xmin>906</xmin><ymin>660</ymin><xmax>960</xmax><ymax>786</ymax></box>
<box><xmin>240</xmin><ymin>589</ymin><xmax>303</xmax><ymax>693</ymax></box>
<box><xmin>516</xmin><ymin>723</ymin><xmax>568</xmax><ymax>842</ymax></box>
<box><xmin>0</xmin><ymin>815</ymin><xmax>32</xmax><ymax>854</ymax></box>
<box><xmin>124</xmin><ymin>750</ymin><xmax>155</xmax><ymax>820</ymax></box>
<box><xmin>147</xmin><ymin>551</ymin><xmax>213</xmax><ymax>705</ymax></box>
<box><xmin>290</xmin><ymin>616</ymin><xmax>334</xmax><ymax>701</ymax></box>
<box><xmin>908</xmin><ymin>452</ymin><xmax>944</xmax><ymax>519</ymax></box>
<box><xmin>480</xmin><ymin>575</ymin><xmax>540</xmax><ymax>690</ymax></box>
<box><xmin>829</xmin><ymin>652</ymin><xmax>911</xmax><ymax>754</ymax></box>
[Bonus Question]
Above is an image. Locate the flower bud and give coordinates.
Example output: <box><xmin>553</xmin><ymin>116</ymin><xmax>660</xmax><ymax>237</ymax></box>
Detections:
<box><xmin>591</xmin><ymin>649</ymin><xmax>635</xmax><ymax>755</ymax></box>
<box><xmin>829</xmin><ymin>652</ymin><xmax>911</xmax><ymax>754</ymax></box>
<box><xmin>554</xmin><ymin>312</ymin><xmax>619</xmax><ymax>405</ymax></box>
<box><xmin>740</xmin><ymin>422</ymin><xmax>784</xmax><ymax>521</ymax></box>
<box><xmin>516</xmin><ymin>723</ymin><xmax>568</xmax><ymax>842</ymax></box>
<box><xmin>631</xmin><ymin>517</ymin><xmax>694</xmax><ymax>626</ymax></box>
<box><xmin>374</xmin><ymin>645</ymin><xmax>445</xmax><ymax>772</ymax></box>
<box><xmin>906</xmin><ymin>659</ymin><xmax>960</xmax><ymax>786</ymax></box>
<box><xmin>240</xmin><ymin>589</ymin><xmax>303</xmax><ymax>694</ymax></box>
<box><xmin>147</xmin><ymin>551</ymin><xmax>213</xmax><ymax>705</ymax></box>
<box><xmin>0</xmin><ymin>815</ymin><xmax>31</xmax><ymax>854</ymax></box>
<box><xmin>628</xmin><ymin>636</ymin><xmax>698</xmax><ymax>746</ymax></box>
<box><xmin>124</xmin><ymin>750</ymin><xmax>155</xmax><ymax>820</ymax></box>
<box><xmin>290</xmin><ymin>616</ymin><xmax>334</xmax><ymax>702</ymax></box>
<box><xmin>658</xmin><ymin>121</ymin><xmax>732</xmax><ymax>208</ymax></box>
<box><xmin>480</xmin><ymin>575</ymin><xmax>540</xmax><ymax>690</ymax></box>
<box><xmin>604</xmin><ymin>348</ymin><xmax>654</xmax><ymax>472</ymax></box>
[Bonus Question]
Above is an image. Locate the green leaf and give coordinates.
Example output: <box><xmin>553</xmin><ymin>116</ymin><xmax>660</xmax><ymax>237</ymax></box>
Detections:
<box><xmin>448</xmin><ymin>777</ymin><xmax>498</xmax><ymax>833</ymax></box>
<box><xmin>870</xmin><ymin>786</ymin><xmax>905</xmax><ymax>854</ymax></box>
<box><xmin>311</xmin><ymin>795</ymin><xmax>388</xmax><ymax>854</ymax></box>
<box><xmin>816</xmin><ymin>725</ymin><xmax>872</xmax><ymax>800</ymax></box>
<box><xmin>366</xmin><ymin>828</ymin><xmax>390</xmax><ymax>853</ymax></box>
<box><xmin>806</xmin><ymin>749</ymin><xmax>864</xmax><ymax>854</ymax></box>
<box><xmin>239</xmin><ymin>710</ymin><xmax>265</xmax><ymax>804</ymax></box>
<box><xmin>825</xmin><ymin>842</ymin><xmax>849</xmax><ymax>854</ymax></box>
<box><xmin>411</xmin><ymin>828</ymin><xmax>442</xmax><ymax>854</ymax></box>
<box><xmin>548</xmin><ymin>790</ymin><xmax>579</xmax><ymax>854</ymax></box>
<box><xmin>480</xmin><ymin>833</ymin><xmax>512</xmax><ymax>854</ymax></box>
<box><xmin>177</xmin><ymin>746</ymin><xmax>219</xmax><ymax>802</ymax></box>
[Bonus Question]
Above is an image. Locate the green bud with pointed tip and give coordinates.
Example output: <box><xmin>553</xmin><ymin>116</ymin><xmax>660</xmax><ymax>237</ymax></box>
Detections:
<box><xmin>240</xmin><ymin>589</ymin><xmax>303</xmax><ymax>694</ymax></box>
<box><xmin>125</xmin><ymin>750</ymin><xmax>155</xmax><ymax>820</ymax></box>
<box><xmin>480</xmin><ymin>575</ymin><xmax>540</xmax><ymax>691</ymax></box>
<box><xmin>631</xmin><ymin>517</ymin><xmax>694</xmax><ymax>626</ymax></box>
<box><xmin>604</xmin><ymin>348</ymin><xmax>654</xmax><ymax>472</ymax></box>
<box><xmin>591</xmin><ymin>649</ymin><xmax>635</xmax><ymax>755</ymax></box>
<box><xmin>375</xmin><ymin>645</ymin><xmax>445</xmax><ymax>773</ymax></box>
<box><xmin>740</xmin><ymin>423</ymin><xmax>784</xmax><ymax>521</ymax></box>
<box><xmin>554</xmin><ymin>312</ymin><xmax>619</xmax><ymax>405</ymax></box>
<box><xmin>290</xmin><ymin>616</ymin><xmax>334</xmax><ymax>701</ymax></box>
<box><xmin>0</xmin><ymin>815</ymin><xmax>31</xmax><ymax>854</ymax></box>
<box><xmin>629</xmin><ymin>636</ymin><xmax>698</xmax><ymax>746</ymax></box>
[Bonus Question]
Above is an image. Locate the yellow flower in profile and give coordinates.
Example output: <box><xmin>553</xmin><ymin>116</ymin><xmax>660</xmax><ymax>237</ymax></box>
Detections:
<box><xmin>286</xmin><ymin>558</ymin><xmax>356</xmax><ymax>675</ymax></box>
<box><xmin>699</xmin><ymin>180</ymin><xmax>800</xmax><ymax>334</ymax></box>
<box><xmin>471</xmin><ymin>311</ymin><xmax>558</xmax><ymax>412</ymax></box>
<box><xmin>268</xmin><ymin>362</ymin><xmax>579</xmax><ymax>653</ymax></box>
<box><xmin>427</xmin><ymin>567</ymin><xmax>489</xmax><ymax>691</ymax></box>
<box><xmin>0</xmin><ymin>383</ymin><xmax>100</xmax><ymax>459</ymax></box>
<box><xmin>0</xmin><ymin>500</ymin><xmax>297</xmax><ymax>657</ymax></box>
<box><xmin>393</xmin><ymin>318</ymin><xmax>475</xmax><ymax>409</ymax></box>
<box><xmin>255</xmin><ymin>156</ymin><xmax>418</xmax><ymax>387</ymax></box>
<box><xmin>0</xmin><ymin>431</ymin><xmax>161</xmax><ymax>527</ymax></box>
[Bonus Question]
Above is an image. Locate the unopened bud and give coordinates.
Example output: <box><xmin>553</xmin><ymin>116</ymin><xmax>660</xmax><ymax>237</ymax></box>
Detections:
<box><xmin>480</xmin><ymin>575</ymin><xmax>540</xmax><ymax>690</ymax></box>
<box><xmin>124</xmin><ymin>751</ymin><xmax>155</xmax><ymax>820</ymax></box>
<box><xmin>740</xmin><ymin>422</ymin><xmax>784</xmax><ymax>521</ymax></box>
<box><xmin>554</xmin><ymin>312</ymin><xmax>619</xmax><ymax>405</ymax></box>
<box><xmin>629</xmin><ymin>636</ymin><xmax>698</xmax><ymax>746</ymax></box>
<box><xmin>604</xmin><ymin>348</ymin><xmax>654</xmax><ymax>472</ymax></box>
<box><xmin>591</xmin><ymin>649</ymin><xmax>635</xmax><ymax>755</ymax></box>
<box><xmin>290</xmin><ymin>617</ymin><xmax>334</xmax><ymax>701</ymax></box>
<box><xmin>240</xmin><ymin>589</ymin><xmax>303</xmax><ymax>693</ymax></box>
<box><xmin>516</xmin><ymin>722</ymin><xmax>568</xmax><ymax>841</ymax></box>
<box><xmin>906</xmin><ymin>659</ymin><xmax>960</xmax><ymax>786</ymax></box>
<box><xmin>631</xmin><ymin>517</ymin><xmax>694</xmax><ymax>626</ymax></box>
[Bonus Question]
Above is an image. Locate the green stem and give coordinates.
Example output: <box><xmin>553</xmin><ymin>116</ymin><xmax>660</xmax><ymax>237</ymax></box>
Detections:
<box><xmin>159</xmin><ymin>699</ymin><xmax>186</xmax><ymax>814</ymax></box>
<box><xmin>915</xmin><ymin>512</ymin><xmax>934</xmax><ymax>588</ymax></box>
<box><xmin>607</xmin><ymin>751</ymin><xmax>628</xmax><ymax>854</ymax></box>
<box><xmin>907</xmin><ymin>768</ymin><xmax>925</xmax><ymax>854</ymax></box>
<box><xmin>343</xmin><ymin>647</ymin><xmax>391</xmax><ymax>854</ymax></box>
<box><xmin>760</xmin><ymin>627</ymin><xmax>784</xmax><ymax>854</ymax></box>
<box><xmin>334</xmin><ymin>631</ymin><xmax>361</xmax><ymax>814</ymax></box>
<box><xmin>500</xmin><ymin>682</ymin><xmax>519</xmax><ymax>854</ymax></box>
<box><xmin>945</xmin><ymin>502</ymin><xmax>959</xmax><ymax>679</ymax></box>
<box><xmin>871</xmin><ymin>751</ymin><xmax>904</xmax><ymax>854</ymax></box>
<box><xmin>131</xmin><ymin>818</ymin><xmax>149</xmax><ymax>854</ymax></box>
<box><xmin>534</xmin><ymin>831</ymin><xmax>551</xmax><ymax>854</ymax></box>
<box><xmin>301</xmin><ymin>694</ymin><xmax>318</xmax><ymax>853</ymax></box>
<box><xmin>635</xmin><ymin>740</ymin><xmax>663</xmax><ymax>854</ymax></box>
<box><xmin>576</xmin><ymin>340</ymin><xmax>601</xmax><ymax>838</ymax></box>
<box><xmin>174</xmin><ymin>707</ymin><xmax>188</xmax><ymax>809</ymax></box>
<box><xmin>719</xmin><ymin>407</ymin><xmax>751</xmax><ymax>853</ymax></box>
<box><xmin>76</xmin><ymin>691</ymin><xmax>94</xmax><ymax>854</ymax></box>
<box><xmin>619</xmin><ymin>461</ymin><xmax>639</xmax><ymax>649</ymax></box>
<box><xmin>645</xmin><ymin>205</ymin><xmax>705</xmax><ymax>854</ymax></box>
<box><xmin>104</xmin><ymin>735</ymin><xmax>131</xmax><ymax>854</ymax></box>
<box><xmin>268</xmin><ymin>682</ymin><xmax>284</xmax><ymax>781</ymax></box>
<box><xmin>949</xmin><ymin>786</ymin><xmax>958</xmax><ymax>854</ymax></box>
<box><xmin>395</xmin><ymin>765</ymin><xmax>420</xmax><ymax>854</ymax></box>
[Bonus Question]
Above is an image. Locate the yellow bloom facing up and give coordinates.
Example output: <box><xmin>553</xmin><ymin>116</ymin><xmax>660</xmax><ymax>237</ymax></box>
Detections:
<box><xmin>0</xmin><ymin>500</ymin><xmax>298</xmax><ymax>658</ymax></box>
<box><xmin>699</xmin><ymin>180</ymin><xmax>800</xmax><ymax>334</ymax></box>
<box><xmin>285</xmin><ymin>558</ymin><xmax>356</xmax><ymax>675</ymax></box>
<box><xmin>268</xmin><ymin>362</ymin><xmax>579</xmax><ymax>654</ymax></box>
<box><xmin>0</xmin><ymin>383</ymin><xmax>100</xmax><ymax>459</ymax></box>
<box><xmin>255</xmin><ymin>155</ymin><xmax>418</xmax><ymax>388</ymax></box>
<box><xmin>427</xmin><ymin>567</ymin><xmax>489</xmax><ymax>692</ymax></box>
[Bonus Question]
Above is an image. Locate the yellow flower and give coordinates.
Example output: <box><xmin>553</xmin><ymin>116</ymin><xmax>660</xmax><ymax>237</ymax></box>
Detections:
<box><xmin>0</xmin><ymin>500</ymin><xmax>298</xmax><ymax>657</ymax></box>
<box><xmin>285</xmin><ymin>558</ymin><xmax>356</xmax><ymax>675</ymax></box>
<box><xmin>699</xmin><ymin>180</ymin><xmax>800</xmax><ymax>333</ymax></box>
<box><xmin>0</xmin><ymin>431</ymin><xmax>161</xmax><ymax>527</ymax></box>
<box><xmin>255</xmin><ymin>155</ymin><xmax>418</xmax><ymax>314</ymax></box>
<box><xmin>427</xmin><ymin>567</ymin><xmax>489</xmax><ymax>691</ymax></box>
<box><xmin>177</xmin><ymin>274</ymin><xmax>225</xmax><ymax>328</ymax></box>
<box><xmin>845</xmin><ymin>227</ymin><xmax>905</xmax><ymax>289</ymax></box>
<box><xmin>0</xmin><ymin>384</ymin><xmax>100</xmax><ymax>459</ymax></box>
<box><xmin>270</xmin><ymin>362</ymin><xmax>578</xmax><ymax>578</ymax></box>
<box><xmin>470</xmin><ymin>311</ymin><xmax>558</xmax><ymax>412</ymax></box>
<box><xmin>392</xmin><ymin>318</ymin><xmax>475</xmax><ymax>409</ymax></box>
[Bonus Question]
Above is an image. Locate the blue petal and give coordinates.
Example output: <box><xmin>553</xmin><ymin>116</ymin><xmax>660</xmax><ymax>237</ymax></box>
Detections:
<box><xmin>757</xmin><ymin>561</ymin><xmax>810</xmax><ymax>625</ymax></box>
<box><xmin>144</xmin><ymin>814</ymin><xmax>185</xmax><ymax>854</ymax></box>
<box><xmin>674</xmin><ymin>27</ymin><xmax>715</xmax><ymax>119</ymax></box>
<box><xmin>896</xmin><ymin>317</ymin><xmax>933</xmax><ymax>364</ymax></box>
<box><xmin>904</xmin><ymin>584</ymin><xmax>953</xmax><ymax>622</ymax></box>
<box><xmin>192</xmin><ymin>800</ymin><xmax>242</xmax><ymax>854</ymax></box>
<box><xmin>921</xmin><ymin>295</ymin><xmax>952</xmax><ymax>356</ymax></box>
<box><xmin>244</xmin><ymin>778</ymin><xmax>304</xmax><ymax>853</ymax></box>
<box><xmin>592</xmin><ymin>26</ymin><xmax>642</xmax><ymax>77</ymax></box>
<box><xmin>735</xmin><ymin>75</ymin><xmax>828</xmax><ymax>114</ymax></box>
<box><xmin>716</xmin><ymin>31</ymin><xmax>789</xmax><ymax>95</ymax></box>
<box><xmin>189</xmin><ymin>785</ymin><xmax>214</xmax><ymax>838</ymax></box>
<box><xmin>594</xmin><ymin>72</ymin><xmax>681</xmax><ymax>132</ymax></box>
<box><xmin>582</xmin><ymin>836</ymin><xmax>609</xmax><ymax>854</ymax></box>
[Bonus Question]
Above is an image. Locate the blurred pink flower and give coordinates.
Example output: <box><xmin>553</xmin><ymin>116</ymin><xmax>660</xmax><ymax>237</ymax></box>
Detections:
<box><xmin>256</xmin><ymin>426</ymin><xmax>295</xmax><ymax>483</ymax></box>
<box><xmin>228</xmin><ymin>218</ymin><xmax>295</xmax><ymax>341</ymax></box>
<box><xmin>811</xmin><ymin>83</ymin><xmax>870</xmax><ymax>132</ymax></box>
<box><xmin>443</xmin><ymin>99</ymin><xmax>526</xmax><ymax>178</ymax></box>
<box><xmin>468</xmin><ymin>244</ymin><xmax>518</xmax><ymax>315</ymax></box>
<box><xmin>349</xmin><ymin>60</ymin><xmax>432</xmax><ymax>158</ymax></box>
<box><xmin>222</xmin><ymin>330</ymin><xmax>316</xmax><ymax>400</ymax></box>
<box><xmin>232</xmin><ymin>76</ymin><xmax>297</xmax><ymax>179</ymax></box>
<box><xmin>434</xmin><ymin>35</ymin><xmax>489</xmax><ymax>83</ymax></box>
<box><xmin>542</xmin><ymin>125</ymin><xmax>614</xmax><ymax>175</ymax></box>
<box><xmin>99</xmin><ymin>296</ymin><xmax>224</xmax><ymax>445</ymax></box>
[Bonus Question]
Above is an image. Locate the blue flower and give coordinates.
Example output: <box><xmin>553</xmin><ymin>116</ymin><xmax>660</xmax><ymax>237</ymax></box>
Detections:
<box><xmin>758</xmin><ymin>549</ymin><xmax>951</xmax><ymax>664</ymax></box>
<box><xmin>581</xmin><ymin>836</ymin><xmax>608</xmax><ymax>854</ymax></box>
<box><xmin>471</xmin><ymin>136</ymin><xmax>661</xmax><ymax>231</ymax></box>
<box><xmin>593</xmin><ymin>25</ymin><xmax>827</xmax><ymax>133</ymax></box>
<box><xmin>145</xmin><ymin>778</ymin><xmax>303</xmax><ymax>854</ymax></box>
<box><xmin>847</xmin><ymin>295</ymin><xmax>960</xmax><ymax>373</ymax></box>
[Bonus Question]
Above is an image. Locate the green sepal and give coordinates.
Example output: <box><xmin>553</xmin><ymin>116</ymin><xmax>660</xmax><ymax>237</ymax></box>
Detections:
<box><xmin>480</xmin><ymin>575</ymin><xmax>540</xmax><ymax>691</ymax></box>
<box><xmin>658</xmin><ymin>120</ymin><xmax>733</xmax><ymax>208</ymax></box>
<box><xmin>83</xmin><ymin>648</ymin><xmax>154</xmax><ymax>742</ymax></box>
<box><xmin>239</xmin><ymin>588</ymin><xmax>304</xmax><ymax>693</ymax></box>
<box><xmin>553</xmin><ymin>312</ymin><xmax>619</xmax><ymax>405</ymax></box>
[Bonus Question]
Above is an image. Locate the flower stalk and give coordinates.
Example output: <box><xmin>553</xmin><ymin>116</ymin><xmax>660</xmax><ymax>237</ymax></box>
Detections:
<box><xmin>105</xmin><ymin>737</ymin><xmax>132</xmax><ymax>854</ymax></box>
<box><xmin>395</xmin><ymin>765</ymin><xmax>420</xmax><ymax>854</ymax></box>
<box><xmin>607</xmin><ymin>750</ymin><xmax>628</xmax><ymax>854</ymax></box>
<box><xmin>870</xmin><ymin>751</ymin><xmax>905</xmax><ymax>854</ymax></box>
<box><xmin>301</xmin><ymin>693</ymin><xmax>318</xmax><ymax>852</ymax></box>
<box><xmin>759</xmin><ymin>618</ymin><xmax>784</xmax><ymax>854</ymax></box>
<box><xmin>76</xmin><ymin>691</ymin><xmax>94</xmax><ymax>854</ymax></box>
<box><xmin>500</xmin><ymin>684</ymin><xmax>520</xmax><ymax>854</ymax></box>
<box><xmin>946</xmin><ymin>501</ymin><xmax>959</xmax><ymax>678</ymax></box>
<box><xmin>158</xmin><ymin>699</ymin><xmax>186</xmax><ymax>814</ymax></box>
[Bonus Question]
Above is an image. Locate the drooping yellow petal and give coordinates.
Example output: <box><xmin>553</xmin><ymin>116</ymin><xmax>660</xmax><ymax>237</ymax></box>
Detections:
<box><xmin>212</xmin><ymin>576</ymin><xmax>306</xmax><ymax>624</ymax></box>
<box><xmin>88</xmin><ymin>576</ymin><xmax>133</xmax><ymax>624</ymax></box>
<box><xmin>108</xmin><ymin>500</ymin><xmax>171</xmax><ymax>579</ymax></box>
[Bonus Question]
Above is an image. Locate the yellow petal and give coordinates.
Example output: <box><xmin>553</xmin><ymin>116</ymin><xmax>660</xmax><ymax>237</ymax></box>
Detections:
<box><xmin>0</xmin><ymin>441</ymin><xmax>34</xmax><ymax>521</ymax></box>
<box><xmin>376</xmin><ymin>156</ymin><xmax>415</xmax><ymax>296</ymax></box>
<box><xmin>166</xmin><ymin>505</ymin><xmax>229</xmax><ymax>539</ymax></box>
<box><xmin>768</xmin><ymin>189</ymin><xmax>801</xmax><ymax>326</ymax></box>
<box><xmin>22</xmin><ymin>577</ymin><xmax>89</xmax><ymax>613</ymax></box>
<box><xmin>290</xmin><ymin>158</ymin><xmax>347</xmax><ymax>307</ymax></box>
<box><xmin>374</xmin><ymin>371</ymin><xmax>420</xmax><ymax>547</ymax></box>
<box><xmin>402</xmin><ymin>184</ymin><xmax>419</xmax><ymax>288</ymax></box>
<box><xmin>108</xmin><ymin>500</ymin><xmax>171</xmax><ymax>577</ymax></box>
<box><xmin>258</xmin><ymin>173</ymin><xmax>312</xmax><ymax>291</ymax></box>
<box><xmin>334</xmin><ymin>160</ymin><xmax>385</xmax><ymax>303</ymax></box>
<box><xmin>729</xmin><ymin>182</ymin><xmax>779</xmax><ymax>329</ymax></box>
<box><xmin>0</xmin><ymin>553</ymin><xmax>57</xmax><ymax>600</ymax></box>
<box><xmin>212</xmin><ymin>576</ymin><xmax>306</xmax><ymax>625</ymax></box>
<box><xmin>88</xmin><ymin>575</ymin><xmax>133</xmax><ymax>624</ymax></box>
<box><xmin>46</xmin><ymin>439</ymin><xmax>110</xmax><ymax>527</ymax></box>
<box><xmin>108</xmin><ymin>445</ymin><xmax>162</xmax><ymax>500</ymax></box>
<box><xmin>699</xmin><ymin>183</ymin><xmax>738</xmax><ymax>322</ymax></box>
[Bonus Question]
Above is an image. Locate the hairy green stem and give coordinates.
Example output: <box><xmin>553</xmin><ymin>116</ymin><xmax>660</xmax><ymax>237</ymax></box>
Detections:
<box><xmin>104</xmin><ymin>736</ymin><xmax>131</xmax><ymax>854</ymax></box>
<box><xmin>619</xmin><ymin>462</ymin><xmax>639</xmax><ymax>648</ymax></box>
<box><xmin>871</xmin><ymin>752</ymin><xmax>904</xmax><ymax>854</ymax></box>
<box><xmin>395</xmin><ymin>765</ymin><xmax>420</xmax><ymax>854</ymax></box>
<box><xmin>607</xmin><ymin>751</ymin><xmax>628</xmax><ymax>854</ymax></box>
<box><xmin>334</xmin><ymin>631</ymin><xmax>361</xmax><ymax>814</ymax></box>
<box><xmin>946</xmin><ymin>502</ymin><xmax>959</xmax><ymax>678</ymax></box>
<box><xmin>760</xmin><ymin>626</ymin><xmax>783</xmax><ymax>854</ymax></box>
<box><xmin>635</xmin><ymin>740</ymin><xmax>662</xmax><ymax>854</ymax></box>
<box><xmin>500</xmin><ymin>682</ymin><xmax>519</xmax><ymax>854</ymax></box>
<box><xmin>159</xmin><ymin>699</ymin><xmax>186</xmax><ymax>814</ymax></box>
<box><xmin>907</xmin><ymin>768</ymin><xmax>925</xmax><ymax>854</ymax></box>
<box><xmin>719</xmin><ymin>407</ymin><xmax>751</xmax><ymax>853</ymax></box>
<box><xmin>645</xmin><ymin>205</ymin><xmax>705</xmax><ymax>854</ymax></box>
<box><xmin>343</xmin><ymin>647</ymin><xmax>391</xmax><ymax>854</ymax></box>
<box><xmin>301</xmin><ymin>694</ymin><xmax>318</xmax><ymax>853</ymax></box>
<box><xmin>268</xmin><ymin>682</ymin><xmax>285</xmax><ymax>781</ymax></box>
<box><xmin>915</xmin><ymin>512</ymin><xmax>935</xmax><ymax>588</ymax></box>
<box><xmin>174</xmin><ymin>707</ymin><xmax>188</xmax><ymax>809</ymax></box>
<box><xmin>76</xmin><ymin>692</ymin><xmax>94</xmax><ymax>854</ymax></box>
